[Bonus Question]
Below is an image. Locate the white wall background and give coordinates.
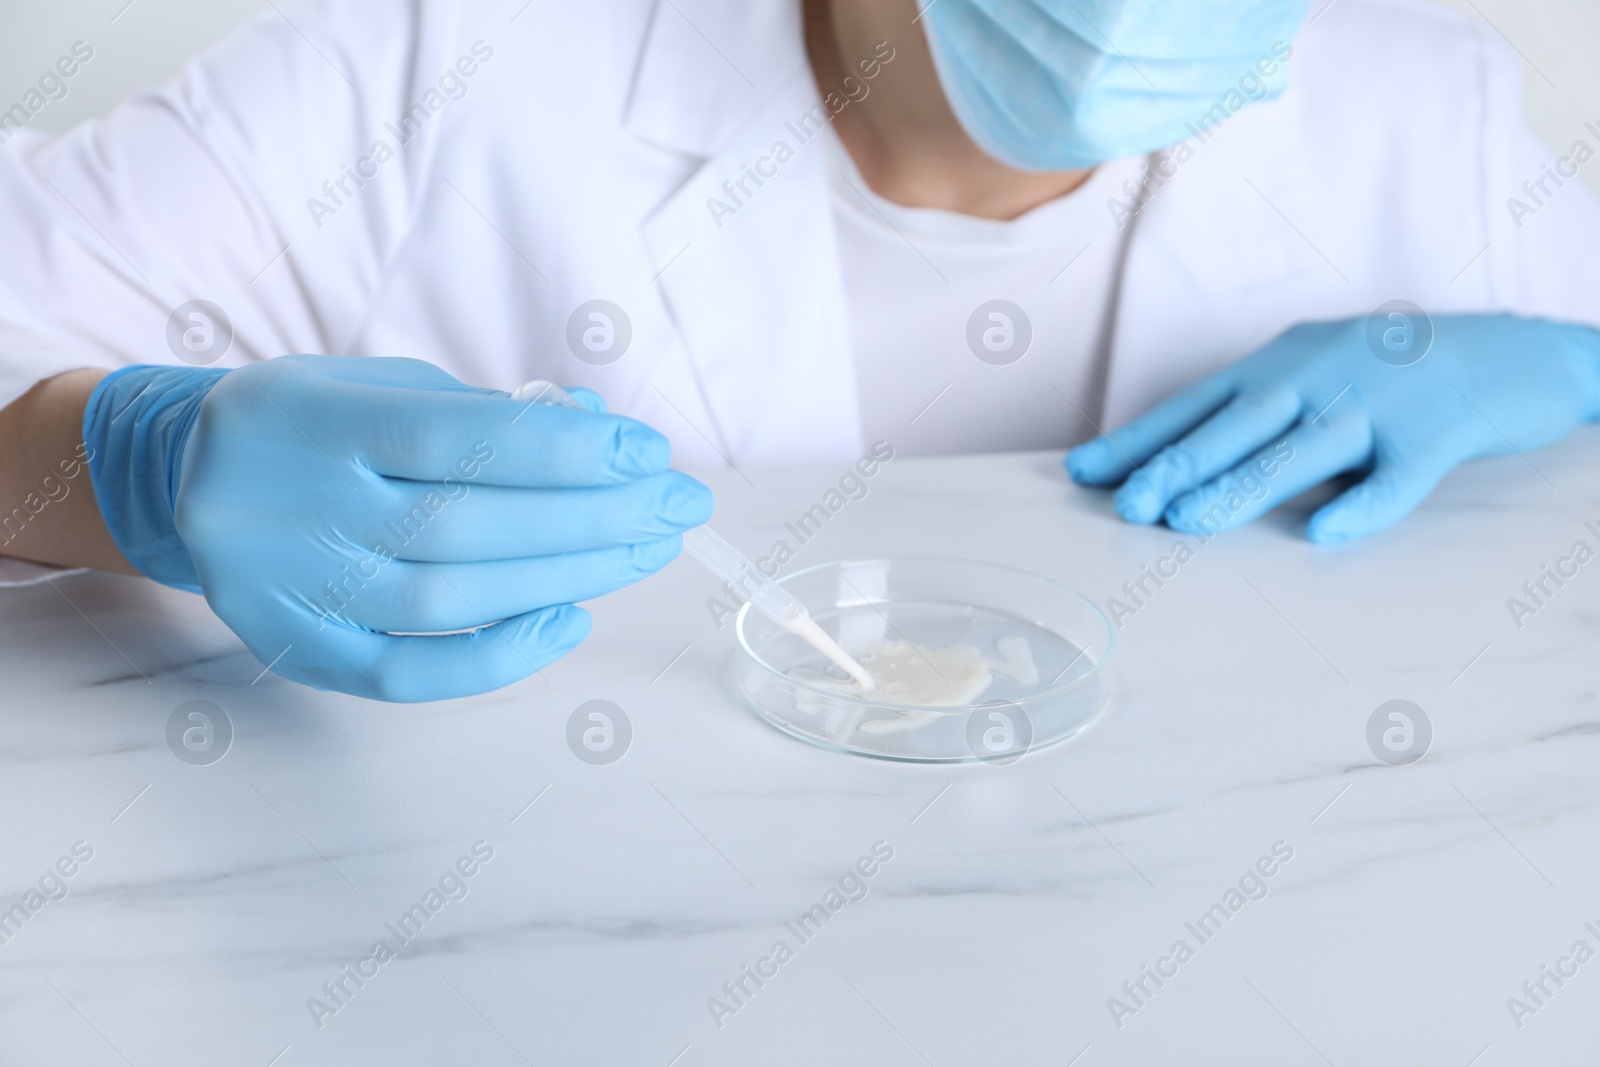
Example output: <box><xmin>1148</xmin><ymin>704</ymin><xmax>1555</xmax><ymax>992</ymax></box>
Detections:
<box><xmin>1</xmin><ymin>0</ymin><xmax>1597</xmax><ymax>192</ymax></box>
<box><xmin>0</xmin><ymin>0</ymin><xmax>271</xmax><ymax>130</ymax></box>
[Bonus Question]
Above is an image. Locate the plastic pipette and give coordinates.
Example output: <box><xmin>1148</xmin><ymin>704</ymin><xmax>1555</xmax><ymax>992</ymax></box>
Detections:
<box><xmin>677</xmin><ymin>524</ymin><xmax>875</xmax><ymax>688</ymax></box>
<box><xmin>509</xmin><ymin>381</ymin><xmax>877</xmax><ymax>689</ymax></box>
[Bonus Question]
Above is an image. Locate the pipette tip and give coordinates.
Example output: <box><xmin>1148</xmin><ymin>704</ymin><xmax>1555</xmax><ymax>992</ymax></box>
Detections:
<box><xmin>791</xmin><ymin>616</ymin><xmax>876</xmax><ymax>690</ymax></box>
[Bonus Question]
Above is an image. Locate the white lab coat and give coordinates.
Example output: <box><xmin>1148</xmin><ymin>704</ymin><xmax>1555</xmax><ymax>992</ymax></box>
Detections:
<box><xmin>0</xmin><ymin>0</ymin><xmax>1596</xmax><ymax>583</ymax></box>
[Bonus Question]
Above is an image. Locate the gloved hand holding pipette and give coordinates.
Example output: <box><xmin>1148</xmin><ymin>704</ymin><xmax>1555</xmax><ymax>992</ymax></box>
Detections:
<box><xmin>83</xmin><ymin>355</ymin><xmax>712</xmax><ymax>701</ymax></box>
<box><xmin>513</xmin><ymin>381</ymin><xmax>875</xmax><ymax>690</ymax></box>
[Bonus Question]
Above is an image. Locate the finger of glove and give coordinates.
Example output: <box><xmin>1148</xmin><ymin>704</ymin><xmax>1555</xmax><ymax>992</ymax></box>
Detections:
<box><xmin>1114</xmin><ymin>385</ymin><xmax>1303</xmax><ymax>523</ymax></box>
<box><xmin>376</xmin><ymin>471</ymin><xmax>713</xmax><ymax>561</ymax></box>
<box><xmin>325</xmin><ymin>537</ymin><xmax>681</xmax><ymax>634</ymax></box>
<box><xmin>1307</xmin><ymin>445</ymin><xmax>1461</xmax><ymax>545</ymax></box>
<box><xmin>313</xmin><ymin>604</ymin><xmax>593</xmax><ymax>703</ymax></box>
<box><xmin>323</xmin><ymin>378</ymin><xmax>669</xmax><ymax>487</ymax></box>
<box><xmin>564</xmin><ymin>387</ymin><xmax>607</xmax><ymax>413</ymax></box>
<box><xmin>1066</xmin><ymin>374</ymin><xmax>1235</xmax><ymax>486</ymax></box>
<box><xmin>1164</xmin><ymin>405</ymin><xmax>1374</xmax><ymax>537</ymax></box>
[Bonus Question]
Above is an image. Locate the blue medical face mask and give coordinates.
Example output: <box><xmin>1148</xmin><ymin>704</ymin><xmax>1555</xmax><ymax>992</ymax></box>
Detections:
<box><xmin>921</xmin><ymin>0</ymin><xmax>1314</xmax><ymax>171</ymax></box>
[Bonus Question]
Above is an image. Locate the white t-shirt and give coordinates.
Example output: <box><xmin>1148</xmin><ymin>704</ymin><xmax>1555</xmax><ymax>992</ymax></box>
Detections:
<box><xmin>828</xmin><ymin>131</ymin><xmax>1145</xmax><ymax>457</ymax></box>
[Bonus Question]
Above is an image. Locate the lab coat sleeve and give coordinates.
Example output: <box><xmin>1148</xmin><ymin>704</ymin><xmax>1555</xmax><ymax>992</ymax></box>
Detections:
<box><xmin>1477</xmin><ymin>32</ymin><xmax>1600</xmax><ymax>327</ymax></box>
<box><xmin>0</xmin><ymin>0</ymin><xmax>484</xmax><ymax>584</ymax></box>
<box><xmin>0</xmin><ymin>0</ymin><xmax>487</xmax><ymax>415</ymax></box>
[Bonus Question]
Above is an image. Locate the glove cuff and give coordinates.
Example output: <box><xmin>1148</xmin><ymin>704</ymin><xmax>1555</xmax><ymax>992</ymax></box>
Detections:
<box><xmin>83</xmin><ymin>365</ymin><xmax>229</xmax><ymax>592</ymax></box>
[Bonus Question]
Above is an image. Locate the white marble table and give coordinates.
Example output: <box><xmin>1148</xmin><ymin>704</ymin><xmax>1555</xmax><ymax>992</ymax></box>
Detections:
<box><xmin>4</xmin><ymin>440</ymin><xmax>1600</xmax><ymax>1067</ymax></box>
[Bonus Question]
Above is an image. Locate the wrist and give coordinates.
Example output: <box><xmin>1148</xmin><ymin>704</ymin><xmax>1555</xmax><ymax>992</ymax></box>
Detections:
<box><xmin>83</xmin><ymin>365</ymin><xmax>229</xmax><ymax>591</ymax></box>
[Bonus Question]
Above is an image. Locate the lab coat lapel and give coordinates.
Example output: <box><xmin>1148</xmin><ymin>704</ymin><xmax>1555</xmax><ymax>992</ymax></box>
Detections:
<box><xmin>1101</xmin><ymin>89</ymin><xmax>1336</xmax><ymax>428</ymax></box>
<box><xmin>626</xmin><ymin>0</ymin><xmax>862</xmax><ymax>465</ymax></box>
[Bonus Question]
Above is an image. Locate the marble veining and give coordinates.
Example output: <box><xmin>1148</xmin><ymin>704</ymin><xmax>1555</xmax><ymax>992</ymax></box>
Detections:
<box><xmin>4</xmin><ymin>443</ymin><xmax>1600</xmax><ymax>1065</ymax></box>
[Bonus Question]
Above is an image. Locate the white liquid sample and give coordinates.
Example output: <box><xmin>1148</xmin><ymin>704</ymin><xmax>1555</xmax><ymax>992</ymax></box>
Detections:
<box><xmin>790</xmin><ymin>635</ymin><xmax>1039</xmax><ymax>734</ymax></box>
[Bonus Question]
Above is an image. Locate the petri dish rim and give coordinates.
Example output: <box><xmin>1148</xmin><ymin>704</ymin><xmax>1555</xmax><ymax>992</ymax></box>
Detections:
<box><xmin>733</xmin><ymin>556</ymin><xmax>1115</xmax><ymax>714</ymax></box>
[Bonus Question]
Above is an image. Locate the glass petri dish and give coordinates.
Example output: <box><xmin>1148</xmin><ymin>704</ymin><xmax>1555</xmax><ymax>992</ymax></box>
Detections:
<box><xmin>734</xmin><ymin>558</ymin><xmax>1113</xmax><ymax>762</ymax></box>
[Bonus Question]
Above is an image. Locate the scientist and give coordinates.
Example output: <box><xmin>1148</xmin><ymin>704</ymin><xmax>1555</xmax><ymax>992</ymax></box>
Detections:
<box><xmin>0</xmin><ymin>0</ymin><xmax>1596</xmax><ymax>700</ymax></box>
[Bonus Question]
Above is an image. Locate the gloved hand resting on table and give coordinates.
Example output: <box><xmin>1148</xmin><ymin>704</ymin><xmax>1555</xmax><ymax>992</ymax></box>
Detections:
<box><xmin>83</xmin><ymin>355</ymin><xmax>711</xmax><ymax>701</ymax></box>
<box><xmin>1067</xmin><ymin>314</ymin><xmax>1600</xmax><ymax>542</ymax></box>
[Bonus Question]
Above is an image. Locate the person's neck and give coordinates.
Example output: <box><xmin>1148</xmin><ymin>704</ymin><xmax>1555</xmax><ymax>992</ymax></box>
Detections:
<box><xmin>804</xmin><ymin>0</ymin><xmax>1094</xmax><ymax>221</ymax></box>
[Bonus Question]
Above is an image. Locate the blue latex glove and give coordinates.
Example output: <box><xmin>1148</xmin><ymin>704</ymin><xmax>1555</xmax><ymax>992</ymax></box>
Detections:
<box><xmin>84</xmin><ymin>355</ymin><xmax>712</xmax><ymax>701</ymax></box>
<box><xmin>921</xmin><ymin>0</ymin><xmax>1312</xmax><ymax>170</ymax></box>
<box><xmin>1067</xmin><ymin>314</ymin><xmax>1600</xmax><ymax>543</ymax></box>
